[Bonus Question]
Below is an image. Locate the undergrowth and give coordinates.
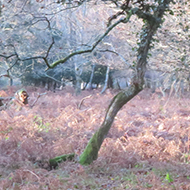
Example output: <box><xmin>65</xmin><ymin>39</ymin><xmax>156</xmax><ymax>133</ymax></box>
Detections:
<box><xmin>0</xmin><ymin>86</ymin><xmax>190</xmax><ymax>189</ymax></box>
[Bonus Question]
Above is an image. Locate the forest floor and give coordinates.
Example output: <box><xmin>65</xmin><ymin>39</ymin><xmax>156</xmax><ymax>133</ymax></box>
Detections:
<box><xmin>0</xmin><ymin>86</ymin><xmax>190</xmax><ymax>190</ymax></box>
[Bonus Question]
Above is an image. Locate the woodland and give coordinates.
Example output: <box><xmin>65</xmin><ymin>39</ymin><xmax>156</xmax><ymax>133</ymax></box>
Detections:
<box><xmin>0</xmin><ymin>0</ymin><xmax>190</xmax><ymax>189</ymax></box>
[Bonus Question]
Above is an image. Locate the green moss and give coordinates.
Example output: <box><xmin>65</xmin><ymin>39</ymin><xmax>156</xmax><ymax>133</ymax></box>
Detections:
<box><xmin>49</xmin><ymin>153</ymin><xmax>75</xmax><ymax>168</ymax></box>
<box><xmin>79</xmin><ymin>131</ymin><xmax>99</xmax><ymax>165</ymax></box>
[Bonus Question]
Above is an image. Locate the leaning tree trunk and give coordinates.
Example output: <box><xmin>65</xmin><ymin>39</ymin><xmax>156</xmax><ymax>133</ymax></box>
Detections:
<box><xmin>79</xmin><ymin>83</ymin><xmax>141</xmax><ymax>164</ymax></box>
<box><xmin>48</xmin><ymin>0</ymin><xmax>173</xmax><ymax>167</ymax></box>
<box><xmin>79</xmin><ymin>1</ymin><xmax>172</xmax><ymax>165</ymax></box>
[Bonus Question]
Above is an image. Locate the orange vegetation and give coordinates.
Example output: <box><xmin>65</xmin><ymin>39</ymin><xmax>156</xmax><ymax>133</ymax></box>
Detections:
<box><xmin>0</xmin><ymin>86</ymin><xmax>190</xmax><ymax>189</ymax></box>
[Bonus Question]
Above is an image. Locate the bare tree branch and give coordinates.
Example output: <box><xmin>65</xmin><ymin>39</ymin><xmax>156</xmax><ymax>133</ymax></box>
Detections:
<box><xmin>0</xmin><ymin>36</ymin><xmax>55</xmax><ymax>72</ymax></box>
<box><xmin>98</xmin><ymin>48</ymin><xmax>132</xmax><ymax>68</ymax></box>
<box><xmin>46</xmin><ymin>6</ymin><xmax>159</xmax><ymax>70</ymax></box>
<box><xmin>38</xmin><ymin>73</ymin><xmax>62</xmax><ymax>84</ymax></box>
<box><xmin>45</xmin><ymin>37</ymin><xmax>55</xmax><ymax>58</ymax></box>
<box><xmin>30</xmin><ymin>92</ymin><xmax>47</xmax><ymax>108</ymax></box>
<box><xmin>29</xmin><ymin>16</ymin><xmax>52</xmax><ymax>29</ymax></box>
<box><xmin>47</xmin><ymin>13</ymin><xmax>133</xmax><ymax>70</ymax></box>
<box><xmin>0</xmin><ymin>53</ymin><xmax>17</xmax><ymax>59</ymax></box>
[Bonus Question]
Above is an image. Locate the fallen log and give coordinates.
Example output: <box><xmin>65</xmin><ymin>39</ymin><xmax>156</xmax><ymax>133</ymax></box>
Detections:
<box><xmin>49</xmin><ymin>153</ymin><xmax>75</xmax><ymax>169</ymax></box>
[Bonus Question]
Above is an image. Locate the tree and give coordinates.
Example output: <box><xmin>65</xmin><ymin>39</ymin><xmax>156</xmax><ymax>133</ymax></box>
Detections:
<box><xmin>48</xmin><ymin>0</ymin><xmax>174</xmax><ymax>166</ymax></box>
<box><xmin>80</xmin><ymin>0</ymin><xmax>174</xmax><ymax>165</ymax></box>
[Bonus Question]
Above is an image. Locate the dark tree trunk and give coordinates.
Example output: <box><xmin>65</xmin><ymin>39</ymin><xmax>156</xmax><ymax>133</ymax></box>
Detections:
<box><xmin>87</xmin><ymin>64</ymin><xmax>96</xmax><ymax>90</ymax></box>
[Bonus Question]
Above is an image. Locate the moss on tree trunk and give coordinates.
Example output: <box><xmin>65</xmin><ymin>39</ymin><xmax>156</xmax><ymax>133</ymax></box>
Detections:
<box><xmin>79</xmin><ymin>83</ymin><xmax>142</xmax><ymax>165</ymax></box>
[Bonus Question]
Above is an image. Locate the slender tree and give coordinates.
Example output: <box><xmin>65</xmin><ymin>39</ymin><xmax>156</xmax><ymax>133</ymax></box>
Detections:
<box><xmin>100</xmin><ymin>66</ymin><xmax>110</xmax><ymax>94</ymax></box>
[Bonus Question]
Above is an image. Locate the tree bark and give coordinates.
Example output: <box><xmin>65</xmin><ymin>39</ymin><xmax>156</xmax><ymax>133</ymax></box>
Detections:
<box><xmin>101</xmin><ymin>66</ymin><xmax>110</xmax><ymax>94</ymax></box>
<box><xmin>79</xmin><ymin>82</ymin><xmax>142</xmax><ymax>165</ymax></box>
<box><xmin>75</xmin><ymin>62</ymin><xmax>83</xmax><ymax>95</ymax></box>
<box><xmin>87</xmin><ymin>64</ymin><xmax>96</xmax><ymax>90</ymax></box>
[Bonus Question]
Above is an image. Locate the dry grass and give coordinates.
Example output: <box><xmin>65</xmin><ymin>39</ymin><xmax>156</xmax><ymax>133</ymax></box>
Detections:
<box><xmin>1</xmin><ymin>86</ymin><xmax>190</xmax><ymax>189</ymax></box>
